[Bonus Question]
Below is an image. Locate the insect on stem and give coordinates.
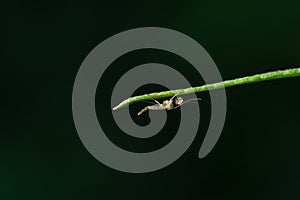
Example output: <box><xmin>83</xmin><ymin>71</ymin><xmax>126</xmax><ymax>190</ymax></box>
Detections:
<box><xmin>137</xmin><ymin>95</ymin><xmax>201</xmax><ymax>116</ymax></box>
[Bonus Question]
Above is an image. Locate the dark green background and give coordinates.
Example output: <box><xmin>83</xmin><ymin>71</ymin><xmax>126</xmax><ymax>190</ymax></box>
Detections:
<box><xmin>2</xmin><ymin>0</ymin><xmax>300</xmax><ymax>199</ymax></box>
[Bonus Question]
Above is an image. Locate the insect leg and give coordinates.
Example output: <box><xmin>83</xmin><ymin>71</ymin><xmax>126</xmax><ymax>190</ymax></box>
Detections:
<box><xmin>145</xmin><ymin>94</ymin><xmax>164</xmax><ymax>108</ymax></box>
<box><xmin>137</xmin><ymin>104</ymin><xmax>164</xmax><ymax>116</ymax></box>
<box><xmin>170</xmin><ymin>93</ymin><xmax>178</xmax><ymax>101</ymax></box>
<box><xmin>137</xmin><ymin>106</ymin><xmax>150</xmax><ymax>116</ymax></box>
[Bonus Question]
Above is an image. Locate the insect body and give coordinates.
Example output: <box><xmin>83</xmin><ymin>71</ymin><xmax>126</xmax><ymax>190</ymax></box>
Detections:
<box><xmin>137</xmin><ymin>94</ymin><xmax>186</xmax><ymax>115</ymax></box>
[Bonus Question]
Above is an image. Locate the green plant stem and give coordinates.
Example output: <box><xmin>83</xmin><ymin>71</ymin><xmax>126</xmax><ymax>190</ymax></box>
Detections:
<box><xmin>113</xmin><ymin>67</ymin><xmax>300</xmax><ymax>110</ymax></box>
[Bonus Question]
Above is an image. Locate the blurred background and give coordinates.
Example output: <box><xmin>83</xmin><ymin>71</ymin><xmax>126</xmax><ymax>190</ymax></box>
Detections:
<box><xmin>1</xmin><ymin>0</ymin><xmax>300</xmax><ymax>199</ymax></box>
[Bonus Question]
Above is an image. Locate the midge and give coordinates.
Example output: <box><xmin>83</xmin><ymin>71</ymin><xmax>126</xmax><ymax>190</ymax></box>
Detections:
<box><xmin>137</xmin><ymin>94</ymin><xmax>201</xmax><ymax>116</ymax></box>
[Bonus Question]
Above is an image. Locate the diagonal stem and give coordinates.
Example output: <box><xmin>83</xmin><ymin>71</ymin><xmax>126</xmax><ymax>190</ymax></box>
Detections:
<box><xmin>112</xmin><ymin>67</ymin><xmax>300</xmax><ymax>110</ymax></box>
